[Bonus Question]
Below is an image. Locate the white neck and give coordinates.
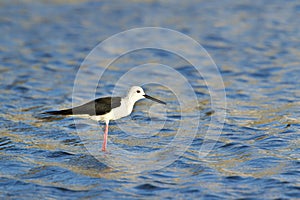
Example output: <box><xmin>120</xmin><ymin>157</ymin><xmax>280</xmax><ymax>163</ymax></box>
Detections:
<box><xmin>123</xmin><ymin>96</ymin><xmax>136</xmax><ymax>114</ymax></box>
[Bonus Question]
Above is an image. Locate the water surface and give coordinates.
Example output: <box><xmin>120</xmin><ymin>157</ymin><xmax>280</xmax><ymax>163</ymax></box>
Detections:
<box><xmin>1</xmin><ymin>0</ymin><xmax>300</xmax><ymax>199</ymax></box>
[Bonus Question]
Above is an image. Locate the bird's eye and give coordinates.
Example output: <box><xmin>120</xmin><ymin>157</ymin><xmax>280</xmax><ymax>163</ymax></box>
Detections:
<box><xmin>137</xmin><ymin>90</ymin><xmax>140</xmax><ymax>93</ymax></box>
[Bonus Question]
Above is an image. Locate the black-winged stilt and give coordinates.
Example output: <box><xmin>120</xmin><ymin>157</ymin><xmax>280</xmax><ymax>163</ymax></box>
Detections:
<box><xmin>43</xmin><ymin>86</ymin><xmax>166</xmax><ymax>151</ymax></box>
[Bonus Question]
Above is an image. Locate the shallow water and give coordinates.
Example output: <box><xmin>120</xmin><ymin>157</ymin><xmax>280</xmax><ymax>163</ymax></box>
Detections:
<box><xmin>1</xmin><ymin>0</ymin><xmax>300</xmax><ymax>199</ymax></box>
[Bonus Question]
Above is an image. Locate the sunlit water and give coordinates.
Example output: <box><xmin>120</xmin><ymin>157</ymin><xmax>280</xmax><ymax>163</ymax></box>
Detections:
<box><xmin>1</xmin><ymin>1</ymin><xmax>300</xmax><ymax>199</ymax></box>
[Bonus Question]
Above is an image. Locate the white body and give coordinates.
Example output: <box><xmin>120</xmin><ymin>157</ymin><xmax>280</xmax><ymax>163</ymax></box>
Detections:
<box><xmin>79</xmin><ymin>86</ymin><xmax>146</xmax><ymax>124</ymax></box>
<box><xmin>89</xmin><ymin>98</ymin><xmax>134</xmax><ymax>122</ymax></box>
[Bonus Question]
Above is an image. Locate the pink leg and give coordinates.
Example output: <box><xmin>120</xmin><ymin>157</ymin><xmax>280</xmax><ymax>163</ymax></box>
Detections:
<box><xmin>102</xmin><ymin>122</ymin><xmax>109</xmax><ymax>151</ymax></box>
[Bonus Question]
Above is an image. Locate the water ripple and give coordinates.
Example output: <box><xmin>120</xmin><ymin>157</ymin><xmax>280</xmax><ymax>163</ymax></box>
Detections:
<box><xmin>1</xmin><ymin>0</ymin><xmax>300</xmax><ymax>199</ymax></box>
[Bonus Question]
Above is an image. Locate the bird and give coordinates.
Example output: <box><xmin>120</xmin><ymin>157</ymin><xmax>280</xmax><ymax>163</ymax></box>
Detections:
<box><xmin>43</xmin><ymin>86</ymin><xmax>166</xmax><ymax>151</ymax></box>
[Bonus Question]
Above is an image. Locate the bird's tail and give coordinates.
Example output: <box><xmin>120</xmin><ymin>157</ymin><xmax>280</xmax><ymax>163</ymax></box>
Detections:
<box><xmin>42</xmin><ymin>109</ymin><xmax>73</xmax><ymax>115</ymax></box>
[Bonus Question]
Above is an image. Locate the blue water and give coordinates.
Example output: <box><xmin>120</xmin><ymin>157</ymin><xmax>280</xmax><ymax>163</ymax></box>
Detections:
<box><xmin>1</xmin><ymin>0</ymin><xmax>300</xmax><ymax>199</ymax></box>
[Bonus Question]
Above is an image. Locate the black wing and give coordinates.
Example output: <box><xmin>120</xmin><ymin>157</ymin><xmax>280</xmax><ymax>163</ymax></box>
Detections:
<box><xmin>44</xmin><ymin>97</ymin><xmax>121</xmax><ymax>116</ymax></box>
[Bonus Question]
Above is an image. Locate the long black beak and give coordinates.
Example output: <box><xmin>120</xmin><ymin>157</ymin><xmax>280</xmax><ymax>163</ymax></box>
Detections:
<box><xmin>144</xmin><ymin>94</ymin><xmax>166</xmax><ymax>105</ymax></box>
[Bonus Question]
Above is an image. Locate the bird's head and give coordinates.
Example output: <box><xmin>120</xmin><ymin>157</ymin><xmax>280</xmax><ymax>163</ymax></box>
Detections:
<box><xmin>127</xmin><ymin>86</ymin><xmax>166</xmax><ymax>105</ymax></box>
